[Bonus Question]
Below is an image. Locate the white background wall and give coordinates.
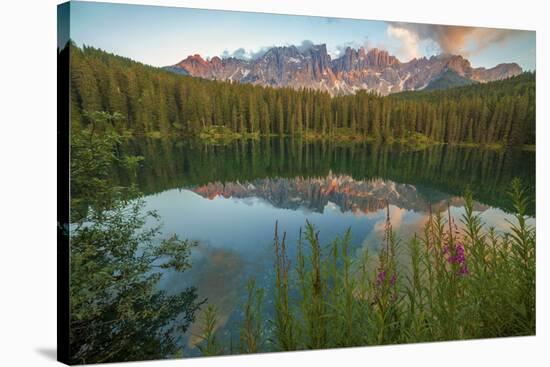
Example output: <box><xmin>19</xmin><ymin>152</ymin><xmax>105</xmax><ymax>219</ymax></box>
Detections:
<box><xmin>0</xmin><ymin>0</ymin><xmax>547</xmax><ymax>365</ymax></box>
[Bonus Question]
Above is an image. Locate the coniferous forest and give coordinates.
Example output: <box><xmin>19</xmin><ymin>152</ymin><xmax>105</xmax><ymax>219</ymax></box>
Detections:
<box><xmin>69</xmin><ymin>43</ymin><xmax>535</xmax><ymax>147</ymax></box>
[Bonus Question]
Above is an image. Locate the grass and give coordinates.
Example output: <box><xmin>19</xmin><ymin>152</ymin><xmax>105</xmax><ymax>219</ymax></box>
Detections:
<box><xmin>449</xmin><ymin>141</ymin><xmax>504</xmax><ymax>150</ymax></box>
<box><xmin>394</xmin><ymin>132</ymin><xmax>443</xmax><ymax>150</ymax></box>
<box><xmin>132</xmin><ymin>128</ymin><xmax>533</xmax><ymax>153</ymax></box>
<box><xmin>299</xmin><ymin>128</ymin><xmax>375</xmax><ymax>143</ymax></box>
<box><xmin>199</xmin><ymin>125</ymin><xmax>259</xmax><ymax>144</ymax></box>
<box><xmin>194</xmin><ymin>178</ymin><xmax>535</xmax><ymax>355</ymax></box>
<box><xmin>145</xmin><ymin>130</ymin><xmax>164</xmax><ymax>139</ymax></box>
<box><xmin>284</xmin><ymin>129</ymin><xmax>442</xmax><ymax>150</ymax></box>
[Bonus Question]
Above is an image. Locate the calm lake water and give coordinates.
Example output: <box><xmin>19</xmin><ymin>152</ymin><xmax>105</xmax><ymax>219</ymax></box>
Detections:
<box><xmin>115</xmin><ymin>138</ymin><xmax>535</xmax><ymax>355</ymax></box>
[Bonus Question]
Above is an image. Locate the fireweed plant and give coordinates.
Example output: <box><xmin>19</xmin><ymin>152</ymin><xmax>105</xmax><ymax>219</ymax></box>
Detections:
<box><xmin>195</xmin><ymin>179</ymin><xmax>535</xmax><ymax>355</ymax></box>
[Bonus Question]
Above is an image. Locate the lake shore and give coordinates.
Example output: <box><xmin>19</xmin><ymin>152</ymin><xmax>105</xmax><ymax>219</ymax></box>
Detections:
<box><xmin>132</xmin><ymin>128</ymin><xmax>535</xmax><ymax>151</ymax></box>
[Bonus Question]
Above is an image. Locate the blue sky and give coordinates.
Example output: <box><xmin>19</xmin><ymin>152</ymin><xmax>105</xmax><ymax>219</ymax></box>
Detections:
<box><xmin>67</xmin><ymin>1</ymin><xmax>535</xmax><ymax>70</ymax></box>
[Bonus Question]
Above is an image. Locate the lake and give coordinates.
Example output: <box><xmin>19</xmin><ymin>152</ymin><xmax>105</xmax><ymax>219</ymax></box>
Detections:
<box><xmin>114</xmin><ymin>138</ymin><xmax>535</xmax><ymax>355</ymax></box>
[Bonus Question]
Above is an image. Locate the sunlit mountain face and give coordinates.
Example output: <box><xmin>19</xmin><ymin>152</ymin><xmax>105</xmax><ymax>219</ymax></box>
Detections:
<box><xmin>166</xmin><ymin>44</ymin><xmax>522</xmax><ymax>96</ymax></box>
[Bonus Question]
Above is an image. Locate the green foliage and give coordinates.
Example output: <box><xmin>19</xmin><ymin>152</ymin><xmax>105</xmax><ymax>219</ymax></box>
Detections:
<box><xmin>195</xmin><ymin>305</ymin><xmax>224</xmax><ymax>356</ymax></box>
<box><xmin>69</xmin><ymin>112</ymin><xmax>122</xmax><ymax>220</ymax></box>
<box><xmin>240</xmin><ymin>279</ymin><xmax>265</xmax><ymax>354</ymax></box>
<box><xmin>69</xmin><ymin>111</ymin><xmax>204</xmax><ymax>364</ymax></box>
<box><xmin>199</xmin><ymin>125</ymin><xmax>259</xmax><ymax>144</ymax></box>
<box><xmin>68</xmin><ymin>43</ymin><xmax>535</xmax><ymax>147</ymax></box>
<box><xmin>506</xmin><ymin>178</ymin><xmax>536</xmax><ymax>332</ymax></box>
<box><xmin>272</xmin><ymin>222</ymin><xmax>298</xmax><ymax>350</ymax></box>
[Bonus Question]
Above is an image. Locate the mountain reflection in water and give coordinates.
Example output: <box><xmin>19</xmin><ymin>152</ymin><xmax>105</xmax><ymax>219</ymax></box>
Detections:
<box><xmin>190</xmin><ymin>172</ymin><xmax>490</xmax><ymax>215</ymax></box>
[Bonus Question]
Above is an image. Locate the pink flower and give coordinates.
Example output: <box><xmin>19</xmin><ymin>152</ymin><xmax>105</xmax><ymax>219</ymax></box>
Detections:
<box><xmin>377</xmin><ymin>270</ymin><xmax>387</xmax><ymax>286</ymax></box>
<box><xmin>376</xmin><ymin>269</ymin><xmax>397</xmax><ymax>286</ymax></box>
<box><xmin>443</xmin><ymin>242</ymin><xmax>468</xmax><ymax>276</ymax></box>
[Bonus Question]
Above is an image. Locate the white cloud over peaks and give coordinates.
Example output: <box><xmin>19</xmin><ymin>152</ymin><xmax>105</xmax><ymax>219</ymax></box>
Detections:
<box><xmin>387</xmin><ymin>25</ymin><xmax>421</xmax><ymax>61</ymax></box>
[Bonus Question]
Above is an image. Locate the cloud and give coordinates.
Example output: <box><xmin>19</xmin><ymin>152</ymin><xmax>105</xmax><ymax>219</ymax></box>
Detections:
<box><xmin>221</xmin><ymin>47</ymin><xmax>247</xmax><ymax>59</ymax></box>
<box><xmin>471</xmin><ymin>28</ymin><xmax>519</xmax><ymax>53</ymax></box>
<box><xmin>359</xmin><ymin>205</ymin><xmax>427</xmax><ymax>256</ymax></box>
<box><xmin>387</xmin><ymin>22</ymin><xmax>522</xmax><ymax>58</ymax></box>
<box><xmin>220</xmin><ymin>40</ymin><xmax>320</xmax><ymax>60</ymax></box>
<box><xmin>334</xmin><ymin>40</ymin><xmax>363</xmax><ymax>57</ymax></box>
<box><xmin>221</xmin><ymin>45</ymin><xmax>273</xmax><ymax>60</ymax></box>
<box><xmin>297</xmin><ymin>39</ymin><xmax>316</xmax><ymax>53</ymax></box>
<box><xmin>332</xmin><ymin>37</ymin><xmax>391</xmax><ymax>58</ymax></box>
<box><xmin>387</xmin><ymin>25</ymin><xmax>421</xmax><ymax>60</ymax></box>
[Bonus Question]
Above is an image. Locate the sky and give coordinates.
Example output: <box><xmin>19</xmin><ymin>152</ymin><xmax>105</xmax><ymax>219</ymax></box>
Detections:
<box><xmin>65</xmin><ymin>1</ymin><xmax>536</xmax><ymax>70</ymax></box>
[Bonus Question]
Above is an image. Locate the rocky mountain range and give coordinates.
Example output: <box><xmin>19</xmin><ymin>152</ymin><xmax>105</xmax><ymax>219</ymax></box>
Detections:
<box><xmin>165</xmin><ymin>43</ymin><xmax>522</xmax><ymax>95</ymax></box>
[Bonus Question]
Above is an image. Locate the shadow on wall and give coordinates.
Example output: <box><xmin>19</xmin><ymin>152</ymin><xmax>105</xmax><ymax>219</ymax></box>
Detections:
<box><xmin>36</xmin><ymin>348</ymin><xmax>57</xmax><ymax>361</ymax></box>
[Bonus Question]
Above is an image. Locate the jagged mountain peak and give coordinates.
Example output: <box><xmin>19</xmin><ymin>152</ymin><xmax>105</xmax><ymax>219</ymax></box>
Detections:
<box><xmin>167</xmin><ymin>43</ymin><xmax>522</xmax><ymax>95</ymax></box>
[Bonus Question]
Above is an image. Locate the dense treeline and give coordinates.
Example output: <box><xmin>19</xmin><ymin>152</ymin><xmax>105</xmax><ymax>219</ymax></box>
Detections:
<box><xmin>69</xmin><ymin>42</ymin><xmax>535</xmax><ymax>146</ymax></box>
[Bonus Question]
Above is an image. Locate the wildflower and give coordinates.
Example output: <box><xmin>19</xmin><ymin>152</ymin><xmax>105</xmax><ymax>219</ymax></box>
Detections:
<box><xmin>390</xmin><ymin>273</ymin><xmax>397</xmax><ymax>286</ymax></box>
<box><xmin>442</xmin><ymin>241</ymin><xmax>469</xmax><ymax>276</ymax></box>
<box><xmin>376</xmin><ymin>270</ymin><xmax>397</xmax><ymax>286</ymax></box>
<box><xmin>376</xmin><ymin>270</ymin><xmax>386</xmax><ymax>286</ymax></box>
<box><xmin>373</xmin><ymin>202</ymin><xmax>398</xmax><ymax>304</ymax></box>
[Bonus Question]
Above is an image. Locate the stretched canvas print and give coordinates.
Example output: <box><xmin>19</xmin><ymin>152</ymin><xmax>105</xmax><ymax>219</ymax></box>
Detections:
<box><xmin>57</xmin><ymin>1</ymin><xmax>536</xmax><ymax>364</ymax></box>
